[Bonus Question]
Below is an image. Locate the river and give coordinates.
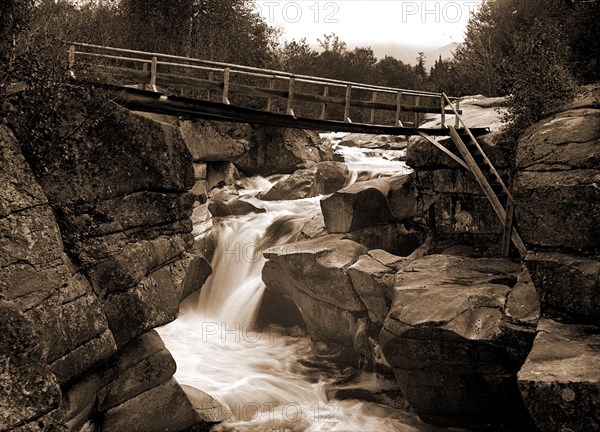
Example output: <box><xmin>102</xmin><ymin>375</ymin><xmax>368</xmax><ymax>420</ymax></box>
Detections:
<box><xmin>157</xmin><ymin>138</ymin><xmax>452</xmax><ymax>431</ymax></box>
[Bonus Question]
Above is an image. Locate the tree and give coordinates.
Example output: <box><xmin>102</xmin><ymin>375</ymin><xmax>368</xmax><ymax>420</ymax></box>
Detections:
<box><xmin>278</xmin><ymin>38</ymin><xmax>318</xmax><ymax>75</ymax></box>
<box><xmin>428</xmin><ymin>55</ymin><xmax>453</xmax><ymax>93</ymax></box>
<box><xmin>415</xmin><ymin>52</ymin><xmax>427</xmax><ymax>81</ymax></box>
<box><xmin>347</xmin><ymin>47</ymin><xmax>377</xmax><ymax>82</ymax></box>
<box><xmin>118</xmin><ymin>0</ymin><xmax>278</xmax><ymax>66</ymax></box>
<box><xmin>0</xmin><ymin>0</ymin><xmax>33</xmax><ymax>63</ymax></box>
<box><xmin>450</xmin><ymin>0</ymin><xmax>599</xmax><ymax>135</ymax></box>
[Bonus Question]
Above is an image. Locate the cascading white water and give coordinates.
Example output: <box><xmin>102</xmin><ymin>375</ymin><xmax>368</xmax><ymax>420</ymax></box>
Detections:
<box><xmin>158</xmin><ymin>147</ymin><xmax>451</xmax><ymax>431</ymax></box>
<box><xmin>197</xmin><ymin>210</ymin><xmax>305</xmax><ymax>326</ymax></box>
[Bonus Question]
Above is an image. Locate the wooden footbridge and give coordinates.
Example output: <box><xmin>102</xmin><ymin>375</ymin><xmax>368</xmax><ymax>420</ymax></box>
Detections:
<box><xmin>68</xmin><ymin>42</ymin><xmax>527</xmax><ymax>257</ymax></box>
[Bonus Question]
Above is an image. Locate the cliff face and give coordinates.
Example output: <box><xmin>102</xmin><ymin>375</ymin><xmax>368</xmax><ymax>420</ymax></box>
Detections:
<box><xmin>513</xmin><ymin>87</ymin><xmax>600</xmax><ymax>432</ymax></box>
<box><xmin>0</xmin><ymin>107</ymin><xmax>219</xmax><ymax>431</ymax></box>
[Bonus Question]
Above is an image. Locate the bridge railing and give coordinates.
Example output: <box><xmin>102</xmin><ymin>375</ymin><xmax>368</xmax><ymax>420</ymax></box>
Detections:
<box><xmin>69</xmin><ymin>42</ymin><xmax>461</xmax><ymax>128</ymax></box>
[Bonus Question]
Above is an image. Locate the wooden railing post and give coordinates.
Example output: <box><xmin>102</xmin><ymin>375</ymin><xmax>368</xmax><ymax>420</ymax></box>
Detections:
<box><xmin>68</xmin><ymin>44</ymin><xmax>76</xmax><ymax>69</ymax></box>
<box><xmin>344</xmin><ymin>85</ymin><xmax>352</xmax><ymax>122</ymax></box>
<box><xmin>395</xmin><ymin>91</ymin><xmax>403</xmax><ymax>126</ymax></box>
<box><xmin>267</xmin><ymin>77</ymin><xmax>275</xmax><ymax>112</ymax></box>
<box><xmin>150</xmin><ymin>56</ymin><xmax>157</xmax><ymax>88</ymax></box>
<box><xmin>207</xmin><ymin>71</ymin><xmax>214</xmax><ymax>101</ymax></box>
<box><xmin>441</xmin><ymin>95</ymin><xmax>446</xmax><ymax>128</ymax></box>
<box><xmin>370</xmin><ymin>92</ymin><xmax>377</xmax><ymax>124</ymax></box>
<box><xmin>222</xmin><ymin>67</ymin><xmax>230</xmax><ymax>104</ymax></box>
<box><xmin>320</xmin><ymin>86</ymin><xmax>329</xmax><ymax>120</ymax></box>
<box><xmin>287</xmin><ymin>76</ymin><xmax>295</xmax><ymax>115</ymax></box>
<box><xmin>455</xmin><ymin>98</ymin><xmax>460</xmax><ymax>128</ymax></box>
<box><xmin>414</xmin><ymin>95</ymin><xmax>421</xmax><ymax>127</ymax></box>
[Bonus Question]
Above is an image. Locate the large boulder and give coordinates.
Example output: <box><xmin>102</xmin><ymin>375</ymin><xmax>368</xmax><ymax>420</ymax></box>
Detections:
<box><xmin>514</xmin><ymin>107</ymin><xmax>600</xmax><ymax>253</ymax></box>
<box><xmin>262</xmin><ymin>162</ymin><xmax>349</xmax><ymax>201</ymax></box>
<box><xmin>380</xmin><ymin>254</ymin><xmax>537</xmax><ymax>430</ymax></box>
<box><xmin>261</xmin><ymin>168</ymin><xmax>318</xmax><ymax>201</ymax></box>
<box><xmin>518</xmin><ymin>319</ymin><xmax>600</xmax><ymax>432</ymax></box>
<box><xmin>102</xmin><ymin>261</ymin><xmax>187</xmax><ymax>347</ymax></box>
<box><xmin>179</xmin><ymin>245</ymin><xmax>212</xmax><ymax>300</ymax></box>
<box><xmin>347</xmin><ymin>255</ymin><xmax>395</xmax><ymax>325</ymax></box>
<box><xmin>208</xmin><ymin>193</ymin><xmax>266</xmax><ymax>217</ymax></box>
<box><xmin>0</xmin><ymin>302</ymin><xmax>62</xmax><ymax>431</ymax></box>
<box><xmin>262</xmin><ymin>235</ymin><xmax>368</xmax><ymax>363</ymax></box>
<box><xmin>320</xmin><ymin>175</ymin><xmax>419</xmax><ymax>233</ymax></box>
<box><xmin>30</xmin><ymin>108</ymin><xmax>195</xmax><ymax>206</ymax></box>
<box><xmin>343</xmin><ymin>223</ymin><xmax>428</xmax><ymax>257</ymax></box>
<box><xmin>102</xmin><ymin>378</ymin><xmax>224</xmax><ymax>432</ymax></box>
<box><xmin>315</xmin><ymin>161</ymin><xmax>349</xmax><ymax>194</ymax></box>
<box><xmin>525</xmin><ymin>252</ymin><xmax>600</xmax><ymax>324</ymax></box>
<box><xmin>59</xmin><ymin>373</ymin><xmax>100</xmax><ymax>432</ymax></box>
<box><xmin>179</xmin><ymin>119</ymin><xmax>251</xmax><ymax>161</ymax></box>
<box><xmin>234</xmin><ymin>126</ymin><xmax>332</xmax><ymax>175</ymax></box>
<box><xmin>98</xmin><ymin>330</ymin><xmax>176</xmax><ymax>412</ymax></box>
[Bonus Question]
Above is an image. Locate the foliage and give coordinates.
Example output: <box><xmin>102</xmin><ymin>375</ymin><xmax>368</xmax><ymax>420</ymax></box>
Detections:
<box><xmin>449</xmin><ymin>0</ymin><xmax>600</xmax><ymax>136</ymax></box>
<box><xmin>0</xmin><ymin>0</ymin><xmax>33</xmax><ymax>63</ymax></box>
<box><xmin>116</xmin><ymin>0</ymin><xmax>279</xmax><ymax>66</ymax></box>
<box><xmin>1</xmin><ymin>1</ymin><xmax>114</xmax><ymax>176</ymax></box>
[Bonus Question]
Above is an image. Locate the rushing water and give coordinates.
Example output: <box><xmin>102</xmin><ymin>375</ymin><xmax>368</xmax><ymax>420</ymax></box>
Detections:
<box><xmin>158</xmin><ymin>140</ymin><xmax>452</xmax><ymax>431</ymax></box>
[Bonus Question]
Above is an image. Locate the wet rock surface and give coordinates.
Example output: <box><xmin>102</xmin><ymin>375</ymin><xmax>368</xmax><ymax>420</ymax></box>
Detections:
<box><xmin>0</xmin><ymin>302</ymin><xmax>62</xmax><ymax>431</ymax></box>
<box><xmin>525</xmin><ymin>252</ymin><xmax>599</xmax><ymax>324</ymax></box>
<box><xmin>1</xmin><ymin>109</ymin><xmax>218</xmax><ymax>431</ymax></box>
<box><xmin>102</xmin><ymin>378</ymin><xmax>224</xmax><ymax>432</ymax></box>
<box><xmin>380</xmin><ymin>255</ymin><xmax>537</xmax><ymax>430</ymax></box>
<box><xmin>261</xmin><ymin>161</ymin><xmax>349</xmax><ymax>201</ymax></box>
<box><xmin>514</xmin><ymin>107</ymin><xmax>600</xmax><ymax>254</ymax></box>
<box><xmin>320</xmin><ymin>175</ymin><xmax>420</xmax><ymax>234</ymax></box>
<box><xmin>518</xmin><ymin>319</ymin><xmax>600</xmax><ymax>432</ymax></box>
<box><xmin>234</xmin><ymin>126</ymin><xmax>333</xmax><ymax>175</ymax></box>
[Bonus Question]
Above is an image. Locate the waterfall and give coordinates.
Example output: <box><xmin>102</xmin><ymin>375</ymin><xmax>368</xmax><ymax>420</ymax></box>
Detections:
<box><xmin>197</xmin><ymin>212</ymin><xmax>304</xmax><ymax>326</ymax></box>
<box><xmin>158</xmin><ymin>163</ymin><xmax>450</xmax><ymax>431</ymax></box>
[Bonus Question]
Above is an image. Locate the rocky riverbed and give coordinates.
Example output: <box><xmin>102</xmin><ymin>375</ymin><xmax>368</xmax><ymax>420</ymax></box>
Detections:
<box><xmin>1</xmin><ymin>89</ymin><xmax>599</xmax><ymax>431</ymax></box>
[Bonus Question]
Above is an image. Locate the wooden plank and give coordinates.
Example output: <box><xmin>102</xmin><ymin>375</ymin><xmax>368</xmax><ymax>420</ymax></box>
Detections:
<box><xmin>501</xmin><ymin>199</ymin><xmax>515</xmax><ymax>257</ymax></box>
<box><xmin>414</xmin><ymin>95</ymin><xmax>420</xmax><ymax>126</ymax></box>
<box><xmin>443</xmin><ymin>93</ymin><xmax>512</xmax><ymax>201</ymax></box>
<box><xmin>344</xmin><ymin>85</ymin><xmax>352</xmax><ymax>122</ymax></box>
<box><xmin>150</xmin><ymin>57</ymin><xmax>157</xmax><ymax>87</ymax></box>
<box><xmin>441</xmin><ymin>95</ymin><xmax>446</xmax><ymax>128</ymax></box>
<box><xmin>418</xmin><ymin>132</ymin><xmax>470</xmax><ymax>171</ymax></box>
<box><xmin>267</xmin><ymin>77</ymin><xmax>275</xmax><ymax>112</ymax></box>
<box><xmin>287</xmin><ymin>77</ymin><xmax>295</xmax><ymax>115</ymax></box>
<box><xmin>207</xmin><ymin>71</ymin><xmax>214</xmax><ymax>101</ymax></box>
<box><xmin>69</xmin><ymin>45</ymin><xmax>76</xmax><ymax>69</ymax></box>
<box><xmin>370</xmin><ymin>92</ymin><xmax>377</xmax><ymax>124</ymax></box>
<box><xmin>455</xmin><ymin>98</ymin><xmax>460</xmax><ymax>128</ymax></box>
<box><xmin>395</xmin><ymin>91</ymin><xmax>403</xmax><ymax>126</ymax></box>
<box><xmin>321</xmin><ymin>86</ymin><xmax>329</xmax><ymax>119</ymax></box>
<box><xmin>449</xmin><ymin>127</ymin><xmax>527</xmax><ymax>257</ymax></box>
<box><xmin>222</xmin><ymin>67</ymin><xmax>230</xmax><ymax>104</ymax></box>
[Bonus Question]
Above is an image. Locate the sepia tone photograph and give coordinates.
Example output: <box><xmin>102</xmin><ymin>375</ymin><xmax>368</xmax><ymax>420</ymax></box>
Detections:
<box><xmin>1</xmin><ymin>1</ymin><xmax>598</xmax><ymax>431</ymax></box>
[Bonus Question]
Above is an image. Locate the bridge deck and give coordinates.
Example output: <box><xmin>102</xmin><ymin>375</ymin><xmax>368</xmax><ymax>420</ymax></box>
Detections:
<box><xmin>110</xmin><ymin>86</ymin><xmax>489</xmax><ymax>137</ymax></box>
<box><xmin>69</xmin><ymin>43</ymin><xmax>488</xmax><ymax>137</ymax></box>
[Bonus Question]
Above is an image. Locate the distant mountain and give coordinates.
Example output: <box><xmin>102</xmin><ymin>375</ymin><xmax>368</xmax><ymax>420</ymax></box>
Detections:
<box><xmin>351</xmin><ymin>42</ymin><xmax>460</xmax><ymax>66</ymax></box>
<box><xmin>425</xmin><ymin>42</ymin><xmax>459</xmax><ymax>63</ymax></box>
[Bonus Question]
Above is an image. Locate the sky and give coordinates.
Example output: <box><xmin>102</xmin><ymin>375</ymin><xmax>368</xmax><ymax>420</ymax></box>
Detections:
<box><xmin>253</xmin><ymin>0</ymin><xmax>484</xmax><ymax>52</ymax></box>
